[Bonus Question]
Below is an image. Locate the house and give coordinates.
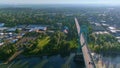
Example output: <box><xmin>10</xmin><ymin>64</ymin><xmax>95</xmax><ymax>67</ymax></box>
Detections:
<box><xmin>63</xmin><ymin>26</ymin><xmax>69</xmax><ymax>34</ymax></box>
<box><xmin>93</xmin><ymin>31</ymin><xmax>109</xmax><ymax>35</ymax></box>
<box><xmin>0</xmin><ymin>42</ymin><xmax>4</xmax><ymax>46</ymax></box>
<box><xmin>0</xmin><ymin>23</ymin><xmax>5</xmax><ymax>27</ymax></box>
<box><xmin>16</xmin><ymin>35</ymin><xmax>22</xmax><ymax>39</ymax></box>
<box><xmin>118</xmin><ymin>40</ymin><xmax>120</xmax><ymax>43</ymax></box>
<box><xmin>35</xmin><ymin>27</ymin><xmax>47</xmax><ymax>31</ymax></box>
<box><xmin>108</xmin><ymin>27</ymin><xmax>116</xmax><ymax>30</ymax></box>
<box><xmin>0</xmin><ymin>33</ymin><xmax>4</xmax><ymax>35</ymax></box>
<box><xmin>102</xmin><ymin>23</ymin><xmax>109</xmax><ymax>26</ymax></box>
<box><xmin>63</xmin><ymin>29</ymin><xmax>68</xmax><ymax>34</ymax></box>
<box><xmin>11</xmin><ymin>39</ymin><xmax>18</xmax><ymax>43</ymax></box>
<box><xmin>7</xmin><ymin>28</ymin><xmax>17</xmax><ymax>32</ymax></box>
<box><xmin>0</xmin><ymin>27</ymin><xmax>8</xmax><ymax>31</ymax></box>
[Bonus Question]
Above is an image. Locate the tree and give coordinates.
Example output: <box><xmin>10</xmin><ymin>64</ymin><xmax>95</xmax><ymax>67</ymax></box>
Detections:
<box><xmin>15</xmin><ymin>29</ymin><xmax>20</xmax><ymax>33</ymax></box>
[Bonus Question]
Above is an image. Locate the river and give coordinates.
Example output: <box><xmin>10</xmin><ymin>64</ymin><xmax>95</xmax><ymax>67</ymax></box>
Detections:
<box><xmin>92</xmin><ymin>53</ymin><xmax>120</xmax><ymax>68</ymax></box>
<box><xmin>0</xmin><ymin>53</ymin><xmax>85</xmax><ymax>68</ymax></box>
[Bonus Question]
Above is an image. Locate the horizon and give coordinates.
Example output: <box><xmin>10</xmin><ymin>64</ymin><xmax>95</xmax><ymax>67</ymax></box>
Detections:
<box><xmin>0</xmin><ymin>0</ymin><xmax>120</xmax><ymax>6</ymax></box>
<box><xmin>1</xmin><ymin>3</ymin><xmax>120</xmax><ymax>7</ymax></box>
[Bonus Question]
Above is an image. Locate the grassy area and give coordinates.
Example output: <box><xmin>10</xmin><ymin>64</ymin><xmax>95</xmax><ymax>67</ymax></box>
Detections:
<box><xmin>30</xmin><ymin>36</ymin><xmax>50</xmax><ymax>54</ymax></box>
<box><xmin>37</xmin><ymin>36</ymin><xmax>50</xmax><ymax>49</ymax></box>
<box><xmin>69</xmin><ymin>40</ymin><xmax>78</xmax><ymax>49</ymax></box>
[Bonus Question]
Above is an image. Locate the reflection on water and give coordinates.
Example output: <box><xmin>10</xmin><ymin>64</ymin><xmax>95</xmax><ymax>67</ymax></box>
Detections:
<box><xmin>93</xmin><ymin>53</ymin><xmax>120</xmax><ymax>68</ymax></box>
<box><xmin>0</xmin><ymin>54</ymin><xmax>85</xmax><ymax>68</ymax></box>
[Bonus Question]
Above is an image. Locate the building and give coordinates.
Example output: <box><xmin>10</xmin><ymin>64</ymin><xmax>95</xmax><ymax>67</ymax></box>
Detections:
<box><xmin>0</xmin><ymin>23</ymin><xmax>5</xmax><ymax>27</ymax></box>
<box><xmin>29</xmin><ymin>26</ymin><xmax>47</xmax><ymax>32</ymax></box>
<box><xmin>108</xmin><ymin>27</ymin><xmax>116</xmax><ymax>30</ymax></box>
<box><xmin>93</xmin><ymin>31</ymin><xmax>109</xmax><ymax>35</ymax></box>
<box><xmin>0</xmin><ymin>27</ymin><xmax>8</xmax><ymax>31</ymax></box>
<box><xmin>7</xmin><ymin>28</ymin><xmax>17</xmax><ymax>32</ymax></box>
<box><xmin>63</xmin><ymin>26</ymin><xmax>69</xmax><ymax>34</ymax></box>
<box><xmin>35</xmin><ymin>27</ymin><xmax>47</xmax><ymax>31</ymax></box>
<box><xmin>0</xmin><ymin>42</ymin><xmax>4</xmax><ymax>46</ymax></box>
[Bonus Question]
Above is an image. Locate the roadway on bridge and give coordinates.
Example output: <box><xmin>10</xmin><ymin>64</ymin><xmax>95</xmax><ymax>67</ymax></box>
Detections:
<box><xmin>75</xmin><ymin>18</ymin><xmax>95</xmax><ymax>68</ymax></box>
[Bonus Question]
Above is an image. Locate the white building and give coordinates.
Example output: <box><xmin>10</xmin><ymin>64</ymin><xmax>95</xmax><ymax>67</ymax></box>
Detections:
<box><xmin>108</xmin><ymin>27</ymin><xmax>116</xmax><ymax>30</ymax></box>
<box><xmin>93</xmin><ymin>31</ymin><xmax>109</xmax><ymax>35</ymax></box>
<box><xmin>0</xmin><ymin>42</ymin><xmax>4</xmax><ymax>46</ymax></box>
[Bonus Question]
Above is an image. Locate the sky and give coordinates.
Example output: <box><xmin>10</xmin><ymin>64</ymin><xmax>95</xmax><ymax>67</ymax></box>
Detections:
<box><xmin>0</xmin><ymin>0</ymin><xmax>120</xmax><ymax>5</ymax></box>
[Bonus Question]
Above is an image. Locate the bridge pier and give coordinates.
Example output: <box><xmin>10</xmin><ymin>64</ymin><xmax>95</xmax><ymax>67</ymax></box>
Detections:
<box><xmin>73</xmin><ymin>53</ymin><xmax>84</xmax><ymax>63</ymax></box>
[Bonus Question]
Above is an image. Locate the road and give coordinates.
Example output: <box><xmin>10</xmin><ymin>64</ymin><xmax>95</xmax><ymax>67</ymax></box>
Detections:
<box><xmin>4</xmin><ymin>50</ymin><xmax>24</xmax><ymax>64</ymax></box>
<box><xmin>75</xmin><ymin>18</ymin><xmax>95</xmax><ymax>68</ymax></box>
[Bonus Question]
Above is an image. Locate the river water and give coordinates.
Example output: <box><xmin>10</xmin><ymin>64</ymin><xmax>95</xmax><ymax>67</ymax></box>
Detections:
<box><xmin>93</xmin><ymin>53</ymin><xmax>120</xmax><ymax>68</ymax></box>
<box><xmin>0</xmin><ymin>53</ymin><xmax>85</xmax><ymax>68</ymax></box>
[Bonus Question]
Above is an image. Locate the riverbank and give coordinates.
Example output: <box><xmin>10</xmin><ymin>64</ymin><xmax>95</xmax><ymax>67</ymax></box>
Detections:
<box><xmin>92</xmin><ymin>52</ymin><xmax>120</xmax><ymax>68</ymax></box>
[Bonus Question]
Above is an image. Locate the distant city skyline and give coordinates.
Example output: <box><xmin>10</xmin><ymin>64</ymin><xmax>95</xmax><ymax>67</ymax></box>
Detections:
<box><xmin>0</xmin><ymin>0</ymin><xmax>120</xmax><ymax>5</ymax></box>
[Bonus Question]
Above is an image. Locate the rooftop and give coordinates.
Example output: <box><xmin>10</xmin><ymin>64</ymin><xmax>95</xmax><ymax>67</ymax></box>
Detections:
<box><xmin>108</xmin><ymin>27</ymin><xmax>116</xmax><ymax>30</ymax></box>
<box><xmin>93</xmin><ymin>31</ymin><xmax>109</xmax><ymax>35</ymax></box>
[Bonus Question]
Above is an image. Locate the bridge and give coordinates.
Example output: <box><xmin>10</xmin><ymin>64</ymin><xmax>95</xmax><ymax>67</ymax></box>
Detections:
<box><xmin>74</xmin><ymin>17</ymin><xmax>96</xmax><ymax>68</ymax></box>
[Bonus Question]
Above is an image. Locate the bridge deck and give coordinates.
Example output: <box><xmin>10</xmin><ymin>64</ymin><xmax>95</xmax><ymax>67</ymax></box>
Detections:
<box><xmin>75</xmin><ymin>18</ymin><xmax>95</xmax><ymax>68</ymax></box>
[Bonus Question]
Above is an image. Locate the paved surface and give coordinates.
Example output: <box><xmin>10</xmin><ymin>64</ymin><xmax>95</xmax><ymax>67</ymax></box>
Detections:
<box><xmin>75</xmin><ymin>18</ymin><xmax>95</xmax><ymax>68</ymax></box>
<box><xmin>4</xmin><ymin>50</ymin><xmax>24</xmax><ymax>64</ymax></box>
